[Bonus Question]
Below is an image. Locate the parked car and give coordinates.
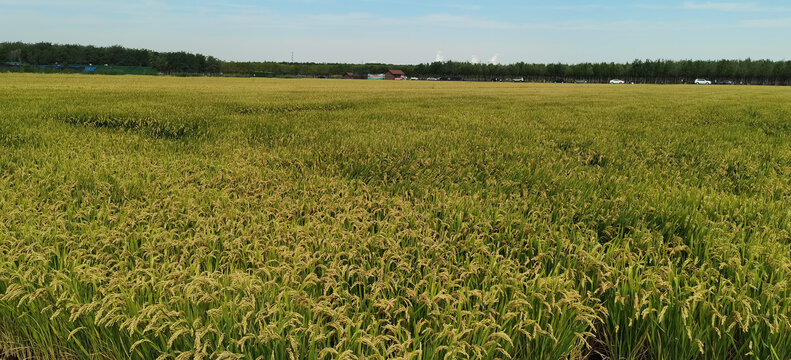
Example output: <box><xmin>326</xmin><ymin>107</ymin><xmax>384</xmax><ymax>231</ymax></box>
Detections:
<box><xmin>553</xmin><ymin>79</ymin><xmax>565</xmax><ymax>83</ymax></box>
<box><xmin>717</xmin><ymin>80</ymin><xmax>733</xmax><ymax>85</ymax></box>
<box><xmin>512</xmin><ymin>77</ymin><xmax>525</xmax><ymax>82</ymax></box>
<box><xmin>609</xmin><ymin>79</ymin><xmax>625</xmax><ymax>84</ymax></box>
<box><xmin>409</xmin><ymin>77</ymin><xmax>419</xmax><ymax>81</ymax></box>
<box><xmin>491</xmin><ymin>78</ymin><xmax>503</xmax><ymax>82</ymax></box>
<box><xmin>574</xmin><ymin>80</ymin><xmax>588</xmax><ymax>84</ymax></box>
<box><xmin>452</xmin><ymin>76</ymin><xmax>464</xmax><ymax>81</ymax></box>
<box><xmin>694</xmin><ymin>78</ymin><xmax>711</xmax><ymax>85</ymax></box>
<box><xmin>426</xmin><ymin>77</ymin><xmax>438</xmax><ymax>81</ymax></box>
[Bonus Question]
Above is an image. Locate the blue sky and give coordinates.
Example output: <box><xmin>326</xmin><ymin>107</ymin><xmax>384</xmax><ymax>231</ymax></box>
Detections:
<box><xmin>1</xmin><ymin>0</ymin><xmax>789</xmax><ymax>64</ymax></box>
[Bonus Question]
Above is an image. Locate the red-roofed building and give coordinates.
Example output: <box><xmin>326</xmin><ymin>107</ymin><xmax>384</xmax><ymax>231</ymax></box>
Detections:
<box><xmin>343</xmin><ymin>72</ymin><xmax>363</xmax><ymax>79</ymax></box>
<box><xmin>385</xmin><ymin>69</ymin><xmax>405</xmax><ymax>80</ymax></box>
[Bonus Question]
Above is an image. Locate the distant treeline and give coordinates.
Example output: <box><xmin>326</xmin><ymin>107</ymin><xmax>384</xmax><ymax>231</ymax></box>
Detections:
<box><xmin>223</xmin><ymin>59</ymin><xmax>791</xmax><ymax>85</ymax></box>
<box><xmin>3</xmin><ymin>42</ymin><xmax>791</xmax><ymax>84</ymax></box>
<box><xmin>222</xmin><ymin>62</ymin><xmax>395</xmax><ymax>77</ymax></box>
<box><xmin>0</xmin><ymin>42</ymin><xmax>221</xmax><ymax>74</ymax></box>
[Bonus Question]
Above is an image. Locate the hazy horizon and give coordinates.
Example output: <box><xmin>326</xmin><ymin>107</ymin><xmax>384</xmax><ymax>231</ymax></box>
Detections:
<box><xmin>1</xmin><ymin>0</ymin><xmax>790</xmax><ymax>64</ymax></box>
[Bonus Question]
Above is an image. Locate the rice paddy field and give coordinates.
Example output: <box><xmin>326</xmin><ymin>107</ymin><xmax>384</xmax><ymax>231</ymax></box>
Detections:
<box><xmin>0</xmin><ymin>73</ymin><xmax>790</xmax><ymax>360</ymax></box>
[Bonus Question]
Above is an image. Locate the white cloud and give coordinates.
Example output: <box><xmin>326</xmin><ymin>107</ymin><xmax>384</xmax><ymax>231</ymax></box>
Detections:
<box><xmin>295</xmin><ymin>12</ymin><xmax>664</xmax><ymax>33</ymax></box>
<box><xmin>445</xmin><ymin>4</ymin><xmax>481</xmax><ymax>11</ymax></box>
<box><xmin>548</xmin><ymin>4</ymin><xmax>612</xmax><ymax>11</ymax></box>
<box><xmin>631</xmin><ymin>4</ymin><xmax>672</xmax><ymax>10</ymax></box>
<box><xmin>740</xmin><ymin>17</ymin><xmax>791</xmax><ymax>27</ymax></box>
<box><xmin>489</xmin><ymin>54</ymin><xmax>499</xmax><ymax>65</ymax></box>
<box><xmin>682</xmin><ymin>2</ymin><xmax>755</xmax><ymax>11</ymax></box>
<box><xmin>635</xmin><ymin>2</ymin><xmax>791</xmax><ymax>12</ymax></box>
<box><xmin>410</xmin><ymin>13</ymin><xmax>515</xmax><ymax>30</ymax></box>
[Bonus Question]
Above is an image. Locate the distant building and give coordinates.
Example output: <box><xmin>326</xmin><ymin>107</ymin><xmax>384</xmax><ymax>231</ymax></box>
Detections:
<box><xmin>344</xmin><ymin>72</ymin><xmax>363</xmax><ymax>79</ymax></box>
<box><xmin>385</xmin><ymin>69</ymin><xmax>405</xmax><ymax>80</ymax></box>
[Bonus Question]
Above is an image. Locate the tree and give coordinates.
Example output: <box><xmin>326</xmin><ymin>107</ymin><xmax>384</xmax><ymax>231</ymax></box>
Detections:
<box><xmin>8</xmin><ymin>48</ymin><xmax>22</xmax><ymax>63</ymax></box>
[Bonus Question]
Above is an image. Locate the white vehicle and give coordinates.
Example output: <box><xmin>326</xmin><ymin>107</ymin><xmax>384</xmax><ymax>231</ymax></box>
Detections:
<box><xmin>694</xmin><ymin>78</ymin><xmax>712</xmax><ymax>85</ymax></box>
<box><xmin>512</xmin><ymin>77</ymin><xmax>525</xmax><ymax>82</ymax></box>
<box><xmin>609</xmin><ymin>79</ymin><xmax>625</xmax><ymax>84</ymax></box>
<box><xmin>409</xmin><ymin>77</ymin><xmax>419</xmax><ymax>81</ymax></box>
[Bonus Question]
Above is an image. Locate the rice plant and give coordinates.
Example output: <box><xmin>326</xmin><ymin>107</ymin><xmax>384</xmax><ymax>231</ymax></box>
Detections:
<box><xmin>0</xmin><ymin>73</ymin><xmax>789</xmax><ymax>359</ymax></box>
